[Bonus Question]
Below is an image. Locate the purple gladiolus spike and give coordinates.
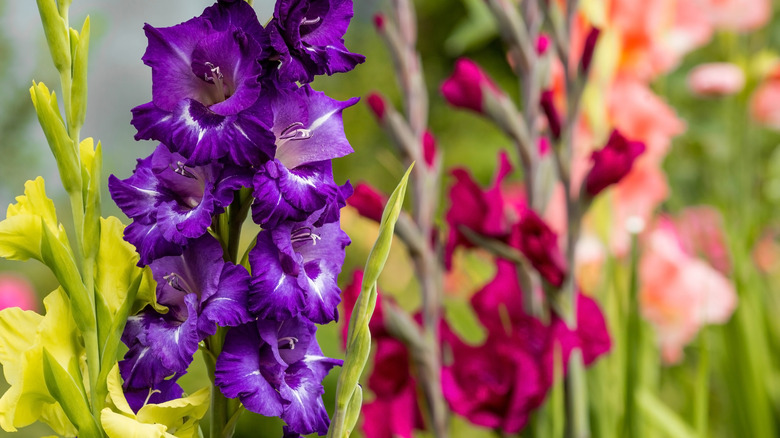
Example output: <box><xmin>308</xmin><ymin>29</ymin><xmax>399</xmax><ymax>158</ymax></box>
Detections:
<box><xmin>130</xmin><ymin>0</ymin><xmax>275</xmax><ymax>166</ymax></box>
<box><xmin>268</xmin><ymin>0</ymin><xmax>365</xmax><ymax>83</ymax></box>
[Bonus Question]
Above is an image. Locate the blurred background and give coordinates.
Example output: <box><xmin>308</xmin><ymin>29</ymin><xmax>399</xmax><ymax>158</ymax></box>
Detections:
<box><xmin>3</xmin><ymin>0</ymin><xmax>780</xmax><ymax>437</ymax></box>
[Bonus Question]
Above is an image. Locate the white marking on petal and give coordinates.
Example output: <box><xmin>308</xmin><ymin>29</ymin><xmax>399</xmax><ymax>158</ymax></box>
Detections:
<box><xmin>307</xmin><ymin>108</ymin><xmax>339</xmax><ymax>132</ymax></box>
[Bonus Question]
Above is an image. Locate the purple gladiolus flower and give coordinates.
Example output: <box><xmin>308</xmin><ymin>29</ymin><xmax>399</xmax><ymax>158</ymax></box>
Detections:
<box><xmin>215</xmin><ymin>317</ymin><xmax>342</xmax><ymax>435</ymax></box>
<box><xmin>131</xmin><ymin>0</ymin><xmax>275</xmax><ymax>166</ymax></box>
<box><xmin>268</xmin><ymin>0</ymin><xmax>365</xmax><ymax>83</ymax></box>
<box><xmin>119</xmin><ymin>235</ymin><xmax>251</xmax><ymax>390</ymax></box>
<box><xmin>252</xmin><ymin>85</ymin><xmax>358</xmax><ymax>228</ymax></box>
<box><xmin>109</xmin><ymin>143</ymin><xmax>251</xmax><ymax>265</ymax></box>
<box><xmin>249</xmin><ymin>211</ymin><xmax>350</xmax><ymax>324</ymax></box>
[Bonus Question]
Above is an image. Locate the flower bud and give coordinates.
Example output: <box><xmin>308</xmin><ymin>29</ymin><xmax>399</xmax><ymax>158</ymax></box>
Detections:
<box><xmin>366</xmin><ymin>92</ymin><xmax>387</xmax><ymax>121</ymax></box>
<box><xmin>584</xmin><ymin>130</ymin><xmax>646</xmax><ymax>196</ymax></box>
<box><xmin>580</xmin><ymin>27</ymin><xmax>600</xmax><ymax>73</ymax></box>
<box><xmin>422</xmin><ymin>130</ymin><xmax>438</xmax><ymax>168</ymax></box>
<box><xmin>540</xmin><ymin>89</ymin><xmax>561</xmax><ymax>140</ymax></box>
<box><xmin>348</xmin><ymin>183</ymin><xmax>387</xmax><ymax>223</ymax></box>
<box><xmin>441</xmin><ymin>58</ymin><xmax>501</xmax><ymax>114</ymax></box>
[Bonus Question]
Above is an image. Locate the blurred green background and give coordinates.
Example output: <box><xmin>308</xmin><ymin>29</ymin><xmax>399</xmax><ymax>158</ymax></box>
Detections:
<box><xmin>4</xmin><ymin>0</ymin><xmax>780</xmax><ymax>437</ymax></box>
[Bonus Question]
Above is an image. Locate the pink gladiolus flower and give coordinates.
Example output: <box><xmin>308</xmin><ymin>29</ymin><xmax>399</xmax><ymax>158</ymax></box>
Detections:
<box><xmin>688</xmin><ymin>63</ymin><xmax>745</xmax><ymax>97</ymax></box>
<box><xmin>750</xmin><ymin>69</ymin><xmax>780</xmax><ymax>129</ymax></box>
<box><xmin>584</xmin><ymin>130</ymin><xmax>646</xmax><ymax>197</ymax></box>
<box><xmin>0</xmin><ymin>274</ymin><xmax>37</xmax><ymax>311</ymax></box>
<box><xmin>441</xmin><ymin>58</ymin><xmax>501</xmax><ymax>113</ymax></box>
<box><xmin>707</xmin><ymin>0</ymin><xmax>771</xmax><ymax>32</ymax></box>
<box><xmin>674</xmin><ymin>206</ymin><xmax>731</xmax><ymax>274</ymax></box>
<box><xmin>608</xmin><ymin>77</ymin><xmax>685</xmax><ymax>159</ymax></box>
<box><xmin>510</xmin><ymin>208</ymin><xmax>567</xmax><ymax>287</ymax></box>
<box><xmin>348</xmin><ymin>183</ymin><xmax>387</xmax><ymax>223</ymax></box>
<box><xmin>640</xmin><ymin>219</ymin><xmax>737</xmax><ymax>363</ymax></box>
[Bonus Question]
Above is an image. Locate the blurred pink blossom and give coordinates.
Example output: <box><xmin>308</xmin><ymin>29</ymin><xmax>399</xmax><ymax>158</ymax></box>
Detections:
<box><xmin>688</xmin><ymin>63</ymin><xmax>745</xmax><ymax>97</ymax></box>
<box><xmin>0</xmin><ymin>274</ymin><xmax>37</xmax><ymax>311</ymax></box>
<box><xmin>608</xmin><ymin>77</ymin><xmax>685</xmax><ymax>160</ymax></box>
<box><xmin>750</xmin><ymin>67</ymin><xmax>780</xmax><ymax>129</ymax></box>
<box><xmin>612</xmin><ymin>159</ymin><xmax>669</xmax><ymax>255</ymax></box>
<box><xmin>674</xmin><ymin>206</ymin><xmax>731</xmax><ymax>274</ymax></box>
<box><xmin>640</xmin><ymin>218</ymin><xmax>737</xmax><ymax>363</ymax></box>
<box><xmin>707</xmin><ymin>0</ymin><xmax>771</xmax><ymax>32</ymax></box>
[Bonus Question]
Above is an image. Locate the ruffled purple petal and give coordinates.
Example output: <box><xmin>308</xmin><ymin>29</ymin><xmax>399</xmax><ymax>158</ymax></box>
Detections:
<box><xmin>123</xmin><ymin>376</ymin><xmax>184</xmax><ymax>413</ymax></box>
<box><xmin>257</xmin><ymin>317</ymin><xmax>317</xmax><ymax>366</ymax></box>
<box><xmin>251</xmin><ymin>160</ymin><xmax>337</xmax><ymax>228</ymax></box>
<box><xmin>248</xmin><ymin>231</ymin><xmax>307</xmax><ymax>320</ymax></box>
<box><xmin>119</xmin><ymin>301</ymin><xmax>199</xmax><ymax>389</ymax></box>
<box><xmin>272</xmin><ymin>86</ymin><xmax>358</xmax><ymax>168</ymax></box>
<box><xmin>108</xmin><ymin>155</ymin><xmax>159</xmax><ymax>223</ymax></box>
<box><xmin>142</xmin><ymin>20</ymin><xmax>213</xmax><ymax>111</ymax></box>
<box><xmin>270</xmin><ymin>0</ymin><xmax>364</xmax><ymax>83</ymax></box>
<box><xmin>199</xmin><ymin>262</ymin><xmax>253</xmax><ymax>337</ymax></box>
<box><xmin>215</xmin><ymin>322</ymin><xmax>286</xmax><ymax>416</ymax></box>
<box><xmin>279</xmin><ymin>362</ymin><xmax>330</xmax><ymax>435</ymax></box>
<box><xmin>124</xmin><ymin>220</ymin><xmax>183</xmax><ymax>266</ymax></box>
<box><xmin>164</xmin><ymin>99</ymin><xmax>275</xmax><ymax>166</ymax></box>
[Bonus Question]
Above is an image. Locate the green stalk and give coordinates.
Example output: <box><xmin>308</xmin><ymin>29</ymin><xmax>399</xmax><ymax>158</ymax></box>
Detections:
<box><xmin>693</xmin><ymin>328</ymin><xmax>709</xmax><ymax>438</ymax></box>
<box><xmin>623</xmin><ymin>232</ymin><xmax>641</xmax><ymax>438</ymax></box>
<box><xmin>207</xmin><ymin>328</ymin><xmax>229</xmax><ymax>438</ymax></box>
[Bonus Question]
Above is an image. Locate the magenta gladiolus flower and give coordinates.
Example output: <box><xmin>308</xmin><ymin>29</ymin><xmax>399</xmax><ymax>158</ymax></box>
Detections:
<box><xmin>445</xmin><ymin>151</ymin><xmax>521</xmax><ymax>268</ymax></box>
<box><xmin>584</xmin><ymin>129</ymin><xmax>646</xmax><ymax>197</ymax></box>
<box><xmin>511</xmin><ymin>208</ymin><xmax>567</xmax><ymax>287</ymax></box>
<box><xmin>441</xmin><ymin>58</ymin><xmax>501</xmax><ymax>113</ymax></box>
<box><xmin>0</xmin><ymin>274</ymin><xmax>37</xmax><ymax>311</ymax></box>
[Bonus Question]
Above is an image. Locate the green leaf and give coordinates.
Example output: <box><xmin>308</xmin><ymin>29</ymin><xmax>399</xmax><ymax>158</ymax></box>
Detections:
<box><xmin>328</xmin><ymin>163</ymin><xmax>413</xmax><ymax>438</ymax></box>
<box><xmin>444</xmin><ymin>0</ymin><xmax>497</xmax><ymax>55</ymax></box>
<box><xmin>443</xmin><ymin>296</ymin><xmax>486</xmax><ymax>346</ymax></box>
<box><xmin>41</xmin><ymin>349</ymin><xmax>101</xmax><ymax>438</ymax></box>
<box><xmin>637</xmin><ymin>389</ymin><xmax>696</xmax><ymax>438</ymax></box>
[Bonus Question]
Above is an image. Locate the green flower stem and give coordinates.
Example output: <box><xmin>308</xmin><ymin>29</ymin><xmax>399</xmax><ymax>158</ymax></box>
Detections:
<box><xmin>207</xmin><ymin>327</ymin><xmax>230</xmax><ymax>438</ymax></box>
<box><xmin>693</xmin><ymin>327</ymin><xmax>709</xmax><ymax>438</ymax></box>
<box><xmin>623</xmin><ymin>232</ymin><xmax>641</xmax><ymax>438</ymax></box>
